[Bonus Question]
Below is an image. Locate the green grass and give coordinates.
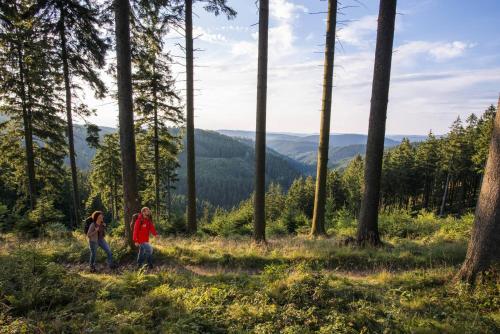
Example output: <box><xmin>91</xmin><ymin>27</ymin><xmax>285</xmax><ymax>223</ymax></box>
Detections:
<box><xmin>0</xmin><ymin>215</ymin><xmax>499</xmax><ymax>333</ymax></box>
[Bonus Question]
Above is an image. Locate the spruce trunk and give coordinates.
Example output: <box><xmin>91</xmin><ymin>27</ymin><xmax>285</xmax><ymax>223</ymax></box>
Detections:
<box><xmin>153</xmin><ymin>69</ymin><xmax>160</xmax><ymax>223</ymax></box>
<box><xmin>311</xmin><ymin>0</ymin><xmax>337</xmax><ymax>236</ymax></box>
<box><xmin>17</xmin><ymin>45</ymin><xmax>36</xmax><ymax>210</ymax></box>
<box><xmin>114</xmin><ymin>0</ymin><xmax>140</xmax><ymax>249</ymax></box>
<box><xmin>59</xmin><ymin>7</ymin><xmax>81</xmax><ymax>226</ymax></box>
<box><xmin>439</xmin><ymin>171</ymin><xmax>451</xmax><ymax>216</ymax></box>
<box><xmin>457</xmin><ymin>96</ymin><xmax>500</xmax><ymax>283</ymax></box>
<box><xmin>185</xmin><ymin>0</ymin><xmax>197</xmax><ymax>234</ymax></box>
<box><xmin>357</xmin><ymin>0</ymin><xmax>397</xmax><ymax>246</ymax></box>
<box><xmin>254</xmin><ymin>0</ymin><xmax>269</xmax><ymax>242</ymax></box>
<box><xmin>166</xmin><ymin>169</ymin><xmax>171</xmax><ymax>223</ymax></box>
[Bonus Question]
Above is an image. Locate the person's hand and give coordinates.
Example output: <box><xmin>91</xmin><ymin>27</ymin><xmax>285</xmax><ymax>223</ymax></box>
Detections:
<box><xmin>135</xmin><ymin>243</ymin><xmax>139</xmax><ymax>247</ymax></box>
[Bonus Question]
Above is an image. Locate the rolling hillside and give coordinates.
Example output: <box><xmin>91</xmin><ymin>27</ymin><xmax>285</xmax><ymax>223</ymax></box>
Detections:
<box><xmin>72</xmin><ymin>125</ymin><xmax>116</xmax><ymax>170</ymax></box>
<box><xmin>173</xmin><ymin>129</ymin><xmax>312</xmax><ymax>208</ymax></box>
<box><xmin>57</xmin><ymin>125</ymin><xmax>426</xmax><ymax>206</ymax></box>
<box><xmin>71</xmin><ymin>126</ymin><xmax>312</xmax><ymax>208</ymax></box>
<box><xmin>217</xmin><ymin>130</ymin><xmax>426</xmax><ymax>168</ymax></box>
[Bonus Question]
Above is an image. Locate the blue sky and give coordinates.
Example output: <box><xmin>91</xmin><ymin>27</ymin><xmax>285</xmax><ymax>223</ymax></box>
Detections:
<box><xmin>86</xmin><ymin>0</ymin><xmax>500</xmax><ymax>135</ymax></box>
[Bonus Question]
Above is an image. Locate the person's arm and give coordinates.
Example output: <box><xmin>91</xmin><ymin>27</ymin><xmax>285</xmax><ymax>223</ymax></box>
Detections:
<box><xmin>149</xmin><ymin>221</ymin><xmax>158</xmax><ymax>237</ymax></box>
<box><xmin>87</xmin><ymin>223</ymin><xmax>99</xmax><ymax>238</ymax></box>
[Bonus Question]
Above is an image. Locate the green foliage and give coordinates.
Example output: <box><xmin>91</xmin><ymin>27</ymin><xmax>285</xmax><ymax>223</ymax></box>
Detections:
<box><xmin>0</xmin><ymin>232</ymin><xmax>498</xmax><ymax>333</ymax></box>
<box><xmin>208</xmin><ymin>200</ymin><xmax>254</xmax><ymax>237</ymax></box>
<box><xmin>0</xmin><ymin>202</ymin><xmax>14</xmax><ymax>232</ymax></box>
<box><xmin>174</xmin><ymin>129</ymin><xmax>307</xmax><ymax>209</ymax></box>
<box><xmin>0</xmin><ymin>250</ymin><xmax>81</xmax><ymax>316</ymax></box>
<box><xmin>341</xmin><ymin>155</ymin><xmax>364</xmax><ymax>216</ymax></box>
<box><xmin>285</xmin><ymin>176</ymin><xmax>315</xmax><ymax>219</ymax></box>
<box><xmin>380</xmin><ymin>107</ymin><xmax>496</xmax><ymax>215</ymax></box>
<box><xmin>87</xmin><ymin>134</ymin><xmax>122</xmax><ymax>223</ymax></box>
<box><xmin>272</xmin><ymin>207</ymin><xmax>306</xmax><ymax>235</ymax></box>
<box><xmin>0</xmin><ymin>0</ymin><xmax>70</xmax><ymax>228</ymax></box>
<box><xmin>18</xmin><ymin>195</ymin><xmax>65</xmax><ymax>237</ymax></box>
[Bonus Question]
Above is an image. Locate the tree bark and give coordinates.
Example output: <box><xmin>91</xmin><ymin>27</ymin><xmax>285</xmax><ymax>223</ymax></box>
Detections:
<box><xmin>357</xmin><ymin>0</ymin><xmax>397</xmax><ymax>246</ymax></box>
<box><xmin>439</xmin><ymin>171</ymin><xmax>451</xmax><ymax>216</ymax></box>
<box><xmin>311</xmin><ymin>0</ymin><xmax>337</xmax><ymax>237</ymax></box>
<box><xmin>17</xmin><ymin>44</ymin><xmax>36</xmax><ymax>210</ymax></box>
<box><xmin>185</xmin><ymin>0</ymin><xmax>197</xmax><ymax>234</ymax></box>
<box><xmin>58</xmin><ymin>5</ymin><xmax>81</xmax><ymax>227</ymax></box>
<box><xmin>457</xmin><ymin>96</ymin><xmax>500</xmax><ymax>284</ymax></box>
<box><xmin>153</xmin><ymin>64</ymin><xmax>160</xmax><ymax>223</ymax></box>
<box><xmin>166</xmin><ymin>167</ymin><xmax>172</xmax><ymax>223</ymax></box>
<box><xmin>114</xmin><ymin>0</ymin><xmax>140</xmax><ymax>249</ymax></box>
<box><xmin>423</xmin><ymin>172</ymin><xmax>430</xmax><ymax>209</ymax></box>
<box><xmin>254</xmin><ymin>0</ymin><xmax>269</xmax><ymax>243</ymax></box>
<box><xmin>112</xmin><ymin>176</ymin><xmax>117</xmax><ymax>222</ymax></box>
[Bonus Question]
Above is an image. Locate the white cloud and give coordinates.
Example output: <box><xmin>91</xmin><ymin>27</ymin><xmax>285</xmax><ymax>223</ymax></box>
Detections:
<box><xmin>337</xmin><ymin>15</ymin><xmax>377</xmax><ymax>48</ymax></box>
<box><xmin>429</xmin><ymin>41</ymin><xmax>473</xmax><ymax>60</ymax></box>
<box><xmin>84</xmin><ymin>1</ymin><xmax>497</xmax><ymax>137</ymax></box>
<box><xmin>395</xmin><ymin>40</ymin><xmax>474</xmax><ymax>64</ymax></box>
<box><xmin>269</xmin><ymin>24</ymin><xmax>295</xmax><ymax>55</ymax></box>
<box><xmin>193</xmin><ymin>26</ymin><xmax>227</xmax><ymax>44</ymax></box>
<box><xmin>217</xmin><ymin>25</ymin><xmax>251</xmax><ymax>33</ymax></box>
<box><xmin>270</xmin><ymin>0</ymin><xmax>307</xmax><ymax>22</ymax></box>
<box><xmin>231</xmin><ymin>40</ymin><xmax>256</xmax><ymax>57</ymax></box>
<box><xmin>229</xmin><ymin>0</ymin><xmax>306</xmax><ymax>60</ymax></box>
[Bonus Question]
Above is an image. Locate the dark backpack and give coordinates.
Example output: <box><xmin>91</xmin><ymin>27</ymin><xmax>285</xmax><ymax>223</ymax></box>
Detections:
<box><xmin>130</xmin><ymin>213</ymin><xmax>141</xmax><ymax>232</ymax></box>
<box><xmin>84</xmin><ymin>216</ymin><xmax>94</xmax><ymax>234</ymax></box>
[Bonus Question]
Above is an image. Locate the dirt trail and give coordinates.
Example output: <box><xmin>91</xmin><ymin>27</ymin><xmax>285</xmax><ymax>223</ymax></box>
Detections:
<box><xmin>64</xmin><ymin>261</ymin><xmax>262</xmax><ymax>277</ymax></box>
<box><xmin>64</xmin><ymin>261</ymin><xmax>391</xmax><ymax>280</ymax></box>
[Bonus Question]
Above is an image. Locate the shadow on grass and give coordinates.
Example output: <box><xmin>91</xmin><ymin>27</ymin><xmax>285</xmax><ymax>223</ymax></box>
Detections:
<box><xmin>147</xmin><ymin>237</ymin><xmax>467</xmax><ymax>274</ymax></box>
<box><xmin>1</xmin><ymin>234</ymin><xmax>468</xmax><ymax>277</ymax></box>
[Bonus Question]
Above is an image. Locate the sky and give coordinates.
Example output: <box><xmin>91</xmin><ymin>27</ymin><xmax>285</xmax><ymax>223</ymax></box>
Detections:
<box><xmin>83</xmin><ymin>0</ymin><xmax>500</xmax><ymax>135</ymax></box>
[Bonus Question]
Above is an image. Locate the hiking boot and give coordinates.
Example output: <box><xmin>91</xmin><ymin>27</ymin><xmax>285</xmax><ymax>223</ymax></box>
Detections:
<box><xmin>147</xmin><ymin>263</ymin><xmax>154</xmax><ymax>270</ymax></box>
<box><xmin>108</xmin><ymin>263</ymin><xmax>117</xmax><ymax>270</ymax></box>
<box><xmin>90</xmin><ymin>265</ymin><xmax>96</xmax><ymax>273</ymax></box>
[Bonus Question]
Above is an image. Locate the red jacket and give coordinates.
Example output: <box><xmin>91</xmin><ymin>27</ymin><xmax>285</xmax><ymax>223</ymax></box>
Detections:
<box><xmin>133</xmin><ymin>214</ymin><xmax>158</xmax><ymax>244</ymax></box>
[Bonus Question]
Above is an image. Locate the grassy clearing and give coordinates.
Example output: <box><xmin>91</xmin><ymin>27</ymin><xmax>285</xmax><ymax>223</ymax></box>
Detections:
<box><xmin>0</xmin><ymin>214</ymin><xmax>499</xmax><ymax>333</ymax></box>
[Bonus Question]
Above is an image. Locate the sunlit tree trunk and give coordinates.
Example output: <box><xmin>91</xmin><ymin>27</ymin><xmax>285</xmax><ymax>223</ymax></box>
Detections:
<box><xmin>185</xmin><ymin>0</ymin><xmax>197</xmax><ymax>234</ymax></box>
<box><xmin>254</xmin><ymin>0</ymin><xmax>269</xmax><ymax>242</ymax></box>
<box><xmin>311</xmin><ymin>0</ymin><xmax>337</xmax><ymax>236</ymax></box>
<box><xmin>114</xmin><ymin>0</ymin><xmax>140</xmax><ymax>249</ymax></box>
<box><xmin>457</xmin><ymin>96</ymin><xmax>500</xmax><ymax>284</ymax></box>
<box><xmin>357</xmin><ymin>0</ymin><xmax>397</xmax><ymax>246</ymax></box>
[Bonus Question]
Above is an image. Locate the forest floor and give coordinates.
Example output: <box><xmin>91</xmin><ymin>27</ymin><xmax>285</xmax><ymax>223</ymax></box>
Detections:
<box><xmin>0</xmin><ymin>228</ymin><xmax>499</xmax><ymax>333</ymax></box>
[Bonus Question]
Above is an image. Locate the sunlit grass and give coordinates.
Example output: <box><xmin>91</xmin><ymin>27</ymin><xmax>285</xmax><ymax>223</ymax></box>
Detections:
<box><xmin>0</xmin><ymin>213</ymin><xmax>498</xmax><ymax>333</ymax></box>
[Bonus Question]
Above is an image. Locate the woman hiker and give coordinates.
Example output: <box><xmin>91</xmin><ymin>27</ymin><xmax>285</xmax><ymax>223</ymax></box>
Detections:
<box><xmin>87</xmin><ymin>211</ymin><xmax>115</xmax><ymax>272</ymax></box>
<box><xmin>133</xmin><ymin>207</ymin><xmax>158</xmax><ymax>269</ymax></box>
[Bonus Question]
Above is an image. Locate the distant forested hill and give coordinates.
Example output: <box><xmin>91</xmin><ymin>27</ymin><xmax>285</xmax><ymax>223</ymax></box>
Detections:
<box><xmin>217</xmin><ymin>130</ymin><xmax>427</xmax><ymax>168</ymax></box>
<box><xmin>72</xmin><ymin>124</ymin><xmax>116</xmax><ymax>170</ymax></box>
<box><xmin>295</xmin><ymin>144</ymin><xmax>368</xmax><ymax>168</ymax></box>
<box><xmin>72</xmin><ymin>126</ymin><xmax>311</xmax><ymax>208</ymax></box>
<box><xmin>68</xmin><ymin>125</ymin><xmax>426</xmax><ymax>207</ymax></box>
<box><xmin>172</xmin><ymin>129</ymin><xmax>313</xmax><ymax>208</ymax></box>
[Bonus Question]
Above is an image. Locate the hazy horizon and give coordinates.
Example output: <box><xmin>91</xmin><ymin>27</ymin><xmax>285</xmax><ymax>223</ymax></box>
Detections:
<box><xmin>71</xmin><ymin>121</ymin><xmax>437</xmax><ymax>137</ymax></box>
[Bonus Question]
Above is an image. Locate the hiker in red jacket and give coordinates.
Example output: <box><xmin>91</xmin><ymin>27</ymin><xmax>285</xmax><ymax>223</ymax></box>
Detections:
<box><xmin>133</xmin><ymin>207</ymin><xmax>158</xmax><ymax>269</ymax></box>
